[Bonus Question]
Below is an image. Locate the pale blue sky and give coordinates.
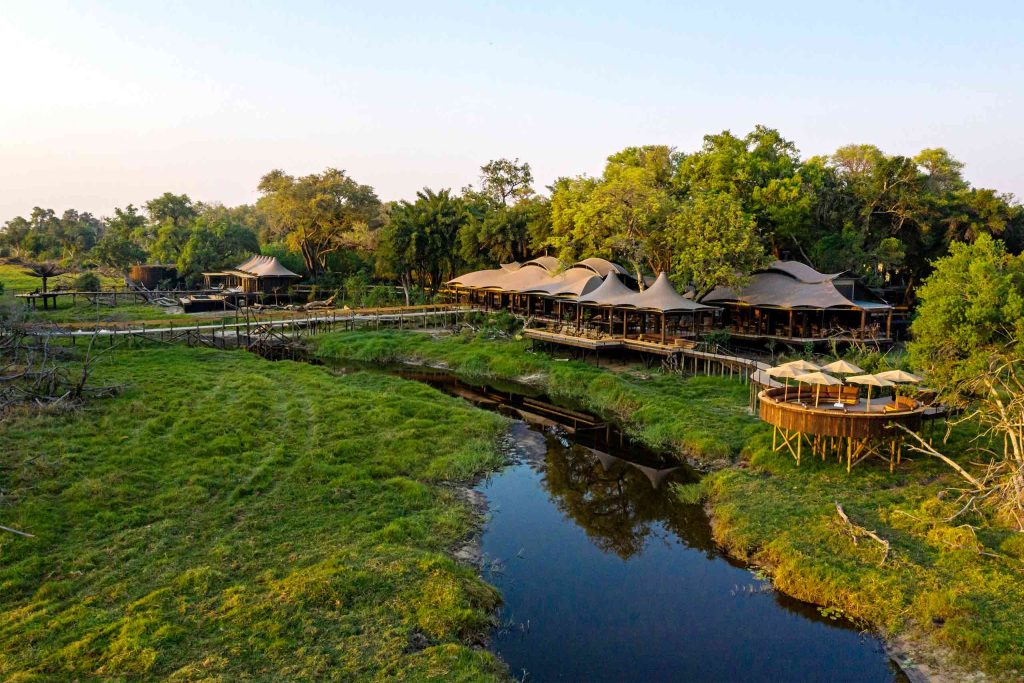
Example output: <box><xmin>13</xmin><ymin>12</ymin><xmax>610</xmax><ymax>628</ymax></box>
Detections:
<box><xmin>2</xmin><ymin>0</ymin><xmax>1021</xmax><ymax>219</ymax></box>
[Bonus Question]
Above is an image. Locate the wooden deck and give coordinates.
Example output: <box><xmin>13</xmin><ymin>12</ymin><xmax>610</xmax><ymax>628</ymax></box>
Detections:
<box><xmin>522</xmin><ymin>328</ymin><xmax>624</xmax><ymax>350</ymax></box>
<box><xmin>758</xmin><ymin>387</ymin><xmax>927</xmax><ymax>439</ymax></box>
<box><xmin>726</xmin><ymin>330</ymin><xmax>892</xmax><ymax>345</ymax></box>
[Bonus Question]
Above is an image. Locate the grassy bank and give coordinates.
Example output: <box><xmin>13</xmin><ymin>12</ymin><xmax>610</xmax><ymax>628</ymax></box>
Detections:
<box><xmin>313</xmin><ymin>330</ymin><xmax>761</xmax><ymax>466</ymax></box>
<box><xmin>703</xmin><ymin>431</ymin><xmax>1024</xmax><ymax>677</ymax></box>
<box><xmin>316</xmin><ymin>330</ymin><xmax>1024</xmax><ymax>677</ymax></box>
<box><xmin>0</xmin><ymin>346</ymin><xmax>508</xmax><ymax>681</ymax></box>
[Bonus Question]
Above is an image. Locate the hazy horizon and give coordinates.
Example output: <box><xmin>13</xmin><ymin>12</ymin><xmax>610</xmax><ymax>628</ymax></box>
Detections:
<box><xmin>2</xmin><ymin>0</ymin><xmax>1022</xmax><ymax>219</ymax></box>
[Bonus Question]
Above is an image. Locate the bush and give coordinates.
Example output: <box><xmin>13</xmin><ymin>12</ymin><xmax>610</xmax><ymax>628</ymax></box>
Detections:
<box><xmin>72</xmin><ymin>272</ymin><xmax>101</xmax><ymax>292</ymax></box>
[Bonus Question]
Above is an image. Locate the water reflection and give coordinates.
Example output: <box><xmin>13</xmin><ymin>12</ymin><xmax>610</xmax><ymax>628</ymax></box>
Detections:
<box><xmin>329</xmin><ymin>362</ymin><xmax>904</xmax><ymax>681</ymax></box>
<box><xmin>481</xmin><ymin>425</ymin><xmax>905</xmax><ymax>682</ymax></box>
<box><xmin>542</xmin><ymin>439</ymin><xmax>715</xmax><ymax>560</ymax></box>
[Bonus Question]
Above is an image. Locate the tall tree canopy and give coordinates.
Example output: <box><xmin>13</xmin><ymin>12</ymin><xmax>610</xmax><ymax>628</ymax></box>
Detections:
<box><xmin>669</xmin><ymin>192</ymin><xmax>770</xmax><ymax>299</ymax></box>
<box><xmin>377</xmin><ymin>188</ymin><xmax>467</xmax><ymax>300</ymax></box>
<box><xmin>257</xmin><ymin>168</ymin><xmax>382</xmax><ymax>278</ymax></box>
<box><xmin>458</xmin><ymin>159</ymin><xmax>548</xmax><ymax>268</ymax></box>
<box><xmin>909</xmin><ymin>235</ymin><xmax>1024</xmax><ymax>527</ymax></box>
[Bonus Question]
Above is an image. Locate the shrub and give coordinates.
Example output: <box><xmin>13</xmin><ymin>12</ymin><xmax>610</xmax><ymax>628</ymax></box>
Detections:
<box><xmin>72</xmin><ymin>272</ymin><xmax>101</xmax><ymax>292</ymax></box>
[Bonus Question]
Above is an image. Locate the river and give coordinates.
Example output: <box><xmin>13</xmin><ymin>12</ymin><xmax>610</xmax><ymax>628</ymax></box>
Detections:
<box><xmin>332</xmin><ymin>364</ymin><xmax>906</xmax><ymax>682</ymax></box>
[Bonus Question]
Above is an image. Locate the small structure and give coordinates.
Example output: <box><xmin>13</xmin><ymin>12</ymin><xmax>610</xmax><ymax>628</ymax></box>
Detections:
<box><xmin>758</xmin><ymin>364</ymin><xmax>933</xmax><ymax>472</ymax></box>
<box><xmin>129</xmin><ymin>264</ymin><xmax>178</xmax><ymax>290</ymax></box>
<box><xmin>703</xmin><ymin>261</ymin><xmax>894</xmax><ymax>344</ymax></box>
<box><xmin>203</xmin><ymin>255</ymin><xmax>301</xmax><ymax>297</ymax></box>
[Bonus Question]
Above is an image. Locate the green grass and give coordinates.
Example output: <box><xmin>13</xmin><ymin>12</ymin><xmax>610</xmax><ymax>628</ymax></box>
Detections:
<box><xmin>0</xmin><ymin>261</ymin><xmax>122</xmax><ymax>294</ymax></box>
<box><xmin>315</xmin><ymin>329</ymin><xmax>1024</xmax><ymax>677</ymax></box>
<box><xmin>702</xmin><ymin>428</ymin><xmax>1024</xmax><ymax>677</ymax></box>
<box><xmin>313</xmin><ymin>330</ymin><xmax>762</xmax><ymax>465</ymax></box>
<box><xmin>0</xmin><ymin>346</ymin><xmax>508</xmax><ymax>681</ymax></box>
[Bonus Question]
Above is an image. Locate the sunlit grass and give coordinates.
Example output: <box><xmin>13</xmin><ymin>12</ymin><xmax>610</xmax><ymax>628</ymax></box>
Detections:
<box><xmin>0</xmin><ymin>346</ymin><xmax>508</xmax><ymax>681</ymax></box>
<box><xmin>313</xmin><ymin>330</ymin><xmax>762</xmax><ymax>465</ymax></box>
<box><xmin>703</xmin><ymin>423</ymin><xmax>1024</xmax><ymax>675</ymax></box>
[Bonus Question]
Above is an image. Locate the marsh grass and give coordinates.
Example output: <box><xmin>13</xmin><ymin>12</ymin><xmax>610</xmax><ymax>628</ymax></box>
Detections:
<box><xmin>313</xmin><ymin>330</ymin><xmax>762</xmax><ymax>465</ymax></box>
<box><xmin>0</xmin><ymin>346</ymin><xmax>508</xmax><ymax>681</ymax></box>
<box><xmin>317</xmin><ymin>330</ymin><xmax>1024</xmax><ymax>675</ymax></box>
<box><xmin>705</xmin><ymin>425</ymin><xmax>1024</xmax><ymax>675</ymax></box>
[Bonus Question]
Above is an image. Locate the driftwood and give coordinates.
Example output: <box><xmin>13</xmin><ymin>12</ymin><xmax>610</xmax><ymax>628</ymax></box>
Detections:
<box><xmin>836</xmin><ymin>502</ymin><xmax>891</xmax><ymax>566</ymax></box>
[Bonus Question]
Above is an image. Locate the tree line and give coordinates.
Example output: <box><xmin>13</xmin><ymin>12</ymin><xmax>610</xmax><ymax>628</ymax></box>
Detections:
<box><xmin>2</xmin><ymin>125</ymin><xmax>1021</xmax><ymax>301</ymax></box>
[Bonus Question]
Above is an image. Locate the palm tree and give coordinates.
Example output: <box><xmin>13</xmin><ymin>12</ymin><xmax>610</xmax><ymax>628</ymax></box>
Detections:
<box><xmin>23</xmin><ymin>262</ymin><xmax>67</xmax><ymax>293</ymax></box>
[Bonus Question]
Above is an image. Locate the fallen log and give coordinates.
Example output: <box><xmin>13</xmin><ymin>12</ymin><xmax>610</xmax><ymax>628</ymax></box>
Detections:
<box><xmin>836</xmin><ymin>502</ymin><xmax>891</xmax><ymax>566</ymax></box>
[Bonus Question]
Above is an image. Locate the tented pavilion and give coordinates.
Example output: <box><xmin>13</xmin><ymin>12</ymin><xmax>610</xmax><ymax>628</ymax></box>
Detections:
<box><xmin>447</xmin><ymin>258</ymin><xmax>718</xmax><ymax>351</ymax></box>
<box><xmin>703</xmin><ymin>261</ymin><xmax>894</xmax><ymax>344</ymax></box>
<box><xmin>572</xmin><ymin>272</ymin><xmax>718</xmax><ymax>345</ymax></box>
<box><xmin>203</xmin><ymin>255</ymin><xmax>302</xmax><ymax>297</ymax></box>
<box><xmin>447</xmin><ymin>256</ymin><xmax>624</xmax><ymax>315</ymax></box>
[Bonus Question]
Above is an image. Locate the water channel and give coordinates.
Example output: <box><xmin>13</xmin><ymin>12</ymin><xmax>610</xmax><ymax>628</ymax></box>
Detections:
<box><xmin>334</xmin><ymin>363</ymin><xmax>907</xmax><ymax>682</ymax></box>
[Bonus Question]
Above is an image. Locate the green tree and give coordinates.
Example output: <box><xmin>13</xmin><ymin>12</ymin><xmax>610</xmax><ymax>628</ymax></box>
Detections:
<box><xmin>147</xmin><ymin>193</ymin><xmax>201</xmax><ymax>263</ymax></box>
<box><xmin>377</xmin><ymin>188</ymin><xmax>467</xmax><ymax>302</ymax></box>
<box><xmin>176</xmin><ymin>216</ymin><xmax>259</xmax><ymax>283</ymax></box>
<box><xmin>93</xmin><ymin>234</ymin><xmax>146</xmax><ymax>272</ymax></box>
<box><xmin>909</xmin><ymin>235</ymin><xmax>1024</xmax><ymax>528</ymax></box>
<box><xmin>668</xmin><ymin>192</ymin><xmax>769</xmax><ymax>299</ymax></box>
<box><xmin>478</xmin><ymin>158</ymin><xmax>534</xmax><ymax>206</ymax></box>
<box><xmin>545</xmin><ymin>175</ymin><xmax>600</xmax><ymax>263</ymax></box>
<box><xmin>257</xmin><ymin>168</ymin><xmax>381</xmax><ymax>278</ymax></box>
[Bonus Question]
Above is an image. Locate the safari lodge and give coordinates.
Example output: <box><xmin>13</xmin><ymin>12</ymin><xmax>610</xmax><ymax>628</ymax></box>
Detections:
<box><xmin>447</xmin><ymin>257</ymin><xmax>718</xmax><ymax>353</ymax></box>
<box><xmin>703</xmin><ymin>261</ymin><xmax>895</xmax><ymax>344</ymax></box>
<box><xmin>181</xmin><ymin>255</ymin><xmax>302</xmax><ymax>311</ymax></box>
<box><xmin>447</xmin><ymin>257</ymin><xmax>894</xmax><ymax>352</ymax></box>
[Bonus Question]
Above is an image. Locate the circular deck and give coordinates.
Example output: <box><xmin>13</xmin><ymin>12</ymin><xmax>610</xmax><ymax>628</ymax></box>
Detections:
<box><xmin>758</xmin><ymin>386</ymin><xmax>927</xmax><ymax>439</ymax></box>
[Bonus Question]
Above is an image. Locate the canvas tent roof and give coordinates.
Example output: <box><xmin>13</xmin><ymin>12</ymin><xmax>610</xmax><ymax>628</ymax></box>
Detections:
<box><xmin>520</xmin><ymin>267</ymin><xmax>604</xmax><ymax>297</ymax></box>
<box><xmin>522</xmin><ymin>256</ymin><xmax>562</xmax><ymax>273</ymax></box>
<box><xmin>573</xmin><ymin>258</ymin><xmax>628</xmax><ymax>277</ymax></box>
<box><xmin>487</xmin><ymin>265</ymin><xmax>560</xmax><ymax>292</ymax></box>
<box><xmin>765</xmin><ymin>260</ymin><xmax>841</xmax><ymax>283</ymax></box>
<box><xmin>230</xmin><ymin>255</ymin><xmax>301</xmax><ymax>279</ymax></box>
<box><xmin>576</xmin><ymin>272</ymin><xmax>637</xmax><ymax>305</ymax></box>
<box><xmin>627</xmin><ymin>272</ymin><xmax>715</xmax><ymax>312</ymax></box>
<box><xmin>703</xmin><ymin>260</ymin><xmax>891</xmax><ymax>311</ymax></box>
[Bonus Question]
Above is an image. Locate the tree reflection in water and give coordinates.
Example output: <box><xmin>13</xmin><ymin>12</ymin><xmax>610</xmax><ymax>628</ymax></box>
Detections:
<box><xmin>539</xmin><ymin>435</ymin><xmax>717</xmax><ymax>559</ymax></box>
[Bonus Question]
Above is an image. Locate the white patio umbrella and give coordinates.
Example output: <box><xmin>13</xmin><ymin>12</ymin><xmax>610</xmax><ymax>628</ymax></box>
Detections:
<box><xmin>794</xmin><ymin>371</ymin><xmax>843</xmax><ymax>407</ymax></box>
<box><xmin>821</xmin><ymin>359</ymin><xmax>864</xmax><ymax>375</ymax></box>
<box><xmin>766</xmin><ymin>364</ymin><xmax>806</xmax><ymax>402</ymax></box>
<box><xmin>874</xmin><ymin>369</ymin><xmax>922</xmax><ymax>383</ymax></box>
<box><xmin>874</xmin><ymin>369</ymin><xmax>922</xmax><ymax>402</ymax></box>
<box><xmin>781</xmin><ymin>359</ymin><xmax>821</xmax><ymax>373</ymax></box>
<box><xmin>845</xmin><ymin>374</ymin><xmax>895</xmax><ymax>412</ymax></box>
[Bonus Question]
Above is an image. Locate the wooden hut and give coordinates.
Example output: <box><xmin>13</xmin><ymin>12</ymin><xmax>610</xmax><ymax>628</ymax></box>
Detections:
<box><xmin>129</xmin><ymin>264</ymin><xmax>178</xmax><ymax>289</ymax></box>
<box><xmin>702</xmin><ymin>261</ymin><xmax>893</xmax><ymax>344</ymax></box>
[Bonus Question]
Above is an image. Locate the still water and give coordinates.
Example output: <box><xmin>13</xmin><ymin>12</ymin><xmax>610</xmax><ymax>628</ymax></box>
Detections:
<box><xmin>331</xmin><ymin>364</ymin><xmax>906</xmax><ymax>682</ymax></box>
<box><xmin>479</xmin><ymin>426</ymin><xmax>905</xmax><ymax>682</ymax></box>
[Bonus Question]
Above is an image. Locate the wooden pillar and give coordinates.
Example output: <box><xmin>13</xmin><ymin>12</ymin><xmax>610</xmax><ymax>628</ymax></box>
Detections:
<box><xmin>860</xmin><ymin>309</ymin><xmax>867</xmax><ymax>336</ymax></box>
<box><xmin>788</xmin><ymin>309</ymin><xmax>794</xmax><ymax>339</ymax></box>
<box><xmin>661</xmin><ymin>313</ymin><xmax>666</xmax><ymax>345</ymax></box>
<box><xmin>886</xmin><ymin>309</ymin><xmax>893</xmax><ymax>339</ymax></box>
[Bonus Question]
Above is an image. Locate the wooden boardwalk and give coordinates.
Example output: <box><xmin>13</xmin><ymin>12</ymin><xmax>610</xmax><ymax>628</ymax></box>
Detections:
<box><xmin>20</xmin><ymin>305</ymin><xmax>473</xmax><ymax>351</ymax></box>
